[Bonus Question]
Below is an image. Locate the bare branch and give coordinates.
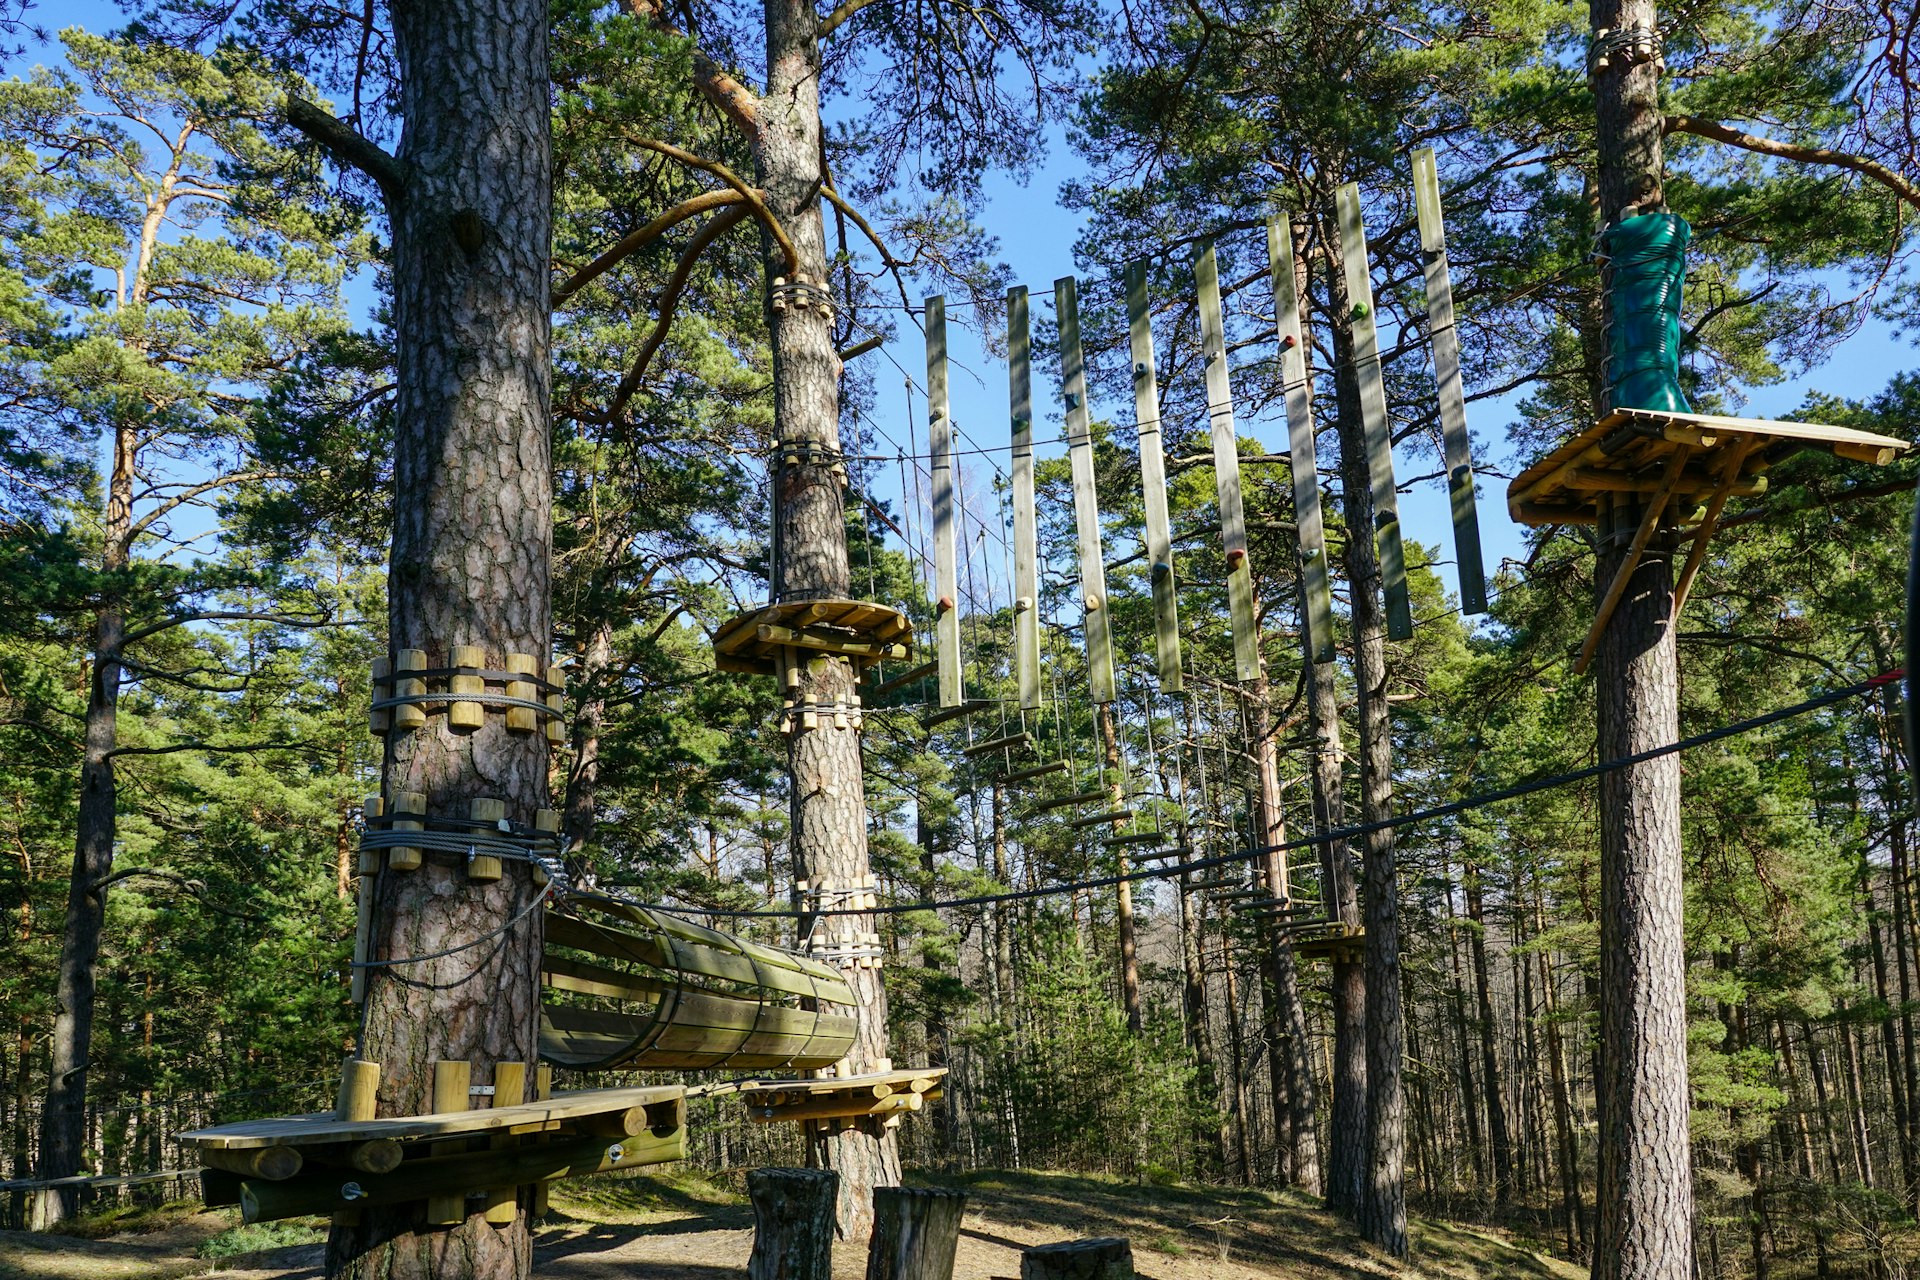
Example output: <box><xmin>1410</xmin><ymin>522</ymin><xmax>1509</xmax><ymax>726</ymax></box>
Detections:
<box><xmin>630</xmin><ymin>137</ymin><xmax>800</xmax><ymax>276</ymax></box>
<box><xmin>606</xmin><ymin>203</ymin><xmax>755</xmax><ymax>421</ymax></box>
<box><xmin>285</xmin><ymin>96</ymin><xmax>411</xmax><ymax>205</ymax></box>
<box><xmin>1665</xmin><ymin>114</ymin><xmax>1920</xmax><ymax>213</ymax></box>
<box><xmin>619</xmin><ymin>0</ymin><xmax>761</xmax><ymax>135</ymax></box>
<box><xmin>554</xmin><ymin>190</ymin><xmax>745</xmax><ymax>305</ymax></box>
<box><xmin>819</xmin><ymin>0</ymin><xmax>886</xmax><ymax>39</ymax></box>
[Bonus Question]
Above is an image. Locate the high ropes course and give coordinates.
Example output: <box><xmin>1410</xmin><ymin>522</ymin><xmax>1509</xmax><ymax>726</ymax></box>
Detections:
<box><xmin>175</xmin><ymin>149</ymin><xmax>1909</xmax><ymax>1229</ymax></box>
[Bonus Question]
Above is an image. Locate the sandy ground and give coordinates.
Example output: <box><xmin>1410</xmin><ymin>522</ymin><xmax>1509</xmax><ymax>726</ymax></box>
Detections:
<box><xmin>1</xmin><ymin>1170</ymin><xmax>1584</xmax><ymax>1280</ymax></box>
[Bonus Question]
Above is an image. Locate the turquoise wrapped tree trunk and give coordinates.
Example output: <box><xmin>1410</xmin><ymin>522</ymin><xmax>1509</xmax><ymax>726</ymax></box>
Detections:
<box><xmin>1602</xmin><ymin>212</ymin><xmax>1692</xmax><ymax>412</ymax></box>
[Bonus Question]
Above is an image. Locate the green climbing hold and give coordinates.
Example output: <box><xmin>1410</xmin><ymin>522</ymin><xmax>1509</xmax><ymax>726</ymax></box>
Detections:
<box><xmin>1602</xmin><ymin>212</ymin><xmax>1691</xmax><ymax>413</ymax></box>
<box><xmin>1352</xmin><ymin>302</ymin><xmax>1369</xmax><ymax>319</ymax></box>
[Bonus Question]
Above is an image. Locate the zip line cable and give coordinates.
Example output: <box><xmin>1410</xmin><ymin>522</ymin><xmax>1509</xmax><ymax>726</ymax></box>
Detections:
<box><xmin>634</xmin><ymin>669</ymin><xmax>1903</xmax><ymax>920</ymax></box>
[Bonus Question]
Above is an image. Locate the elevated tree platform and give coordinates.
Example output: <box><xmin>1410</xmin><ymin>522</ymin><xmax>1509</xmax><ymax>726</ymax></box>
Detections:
<box><xmin>712</xmin><ymin>599</ymin><xmax>912</xmax><ymax>675</ymax></box>
<box><xmin>739</xmin><ymin>1067</ymin><xmax>948</xmax><ymax>1129</ymax></box>
<box><xmin>541</xmin><ymin>893</ymin><xmax>859</xmax><ymax>1071</ymax></box>
<box><xmin>1291</xmin><ymin>924</ymin><xmax>1365</xmax><ymax>962</ymax></box>
<box><xmin>1508</xmin><ymin>407</ymin><xmax>1908</xmax><ymax>672</ymax></box>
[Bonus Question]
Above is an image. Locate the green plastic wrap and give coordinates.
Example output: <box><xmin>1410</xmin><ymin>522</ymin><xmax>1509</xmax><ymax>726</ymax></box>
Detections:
<box><xmin>1601</xmin><ymin>212</ymin><xmax>1692</xmax><ymax>413</ymax></box>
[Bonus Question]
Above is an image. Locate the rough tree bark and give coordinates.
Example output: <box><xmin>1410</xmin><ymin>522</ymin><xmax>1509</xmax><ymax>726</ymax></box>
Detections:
<box><xmin>1589</xmin><ymin>0</ymin><xmax>1696</xmax><ymax>1272</ymax></box>
<box><xmin>562</xmin><ymin>621</ymin><xmax>613</xmax><ymax>860</ymax></box>
<box><xmin>1323</xmin><ymin>211</ymin><xmax>1406</xmax><ymax>1258</ymax></box>
<box><xmin>761</xmin><ymin>0</ymin><xmax>899</xmax><ymax>1236</ymax></box>
<box><xmin>292</xmin><ymin>0</ymin><xmax>553</xmax><ymax>1276</ymax></box>
<box><xmin>1466</xmin><ymin>860</ymin><xmax>1514</xmax><ymax>1202</ymax></box>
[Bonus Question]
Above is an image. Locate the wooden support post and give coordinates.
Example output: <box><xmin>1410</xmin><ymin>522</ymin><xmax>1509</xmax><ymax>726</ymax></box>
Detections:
<box><xmin>1124</xmin><ymin>261</ymin><xmax>1183</xmax><ymax>692</ymax></box>
<box><xmin>468</xmin><ymin>797</ymin><xmax>505</xmax><ymax>882</ymax></box>
<box><xmin>426</xmin><ymin>1059</ymin><xmax>471</xmax><ymax>1225</ymax></box>
<box><xmin>482</xmin><ymin>1060</ymin><xmax>526</xmax><ymax>1226</ymax></box>
<box><xmin>1574</xmin><ymin>446</ymin><xmax>1692</xmax><ymax>674</ymax></box>
<box><xmin>369</xmin><ymin>657</ymin><xmax>391</xmax><ymax>734</ymax></box>
<box><xmin>1009</xmin><ymin>286</ymin><xmax>1042</xmax><ymax>712</ymax></box>
<box><xmin>388</xmin><ymin>791</ymin><xmax>425</xmax><ymax>872</ymax></box>
<box><xmin>1054</xmin><ymin>276</ymin><xmax>1116</xmax><ymax>704</ymax></box>
<box><xmin>532</xmin><ymin>808</ymin><xmax>559</xmax><ymax>886</ymax></box>
<box><xmin>504</xmin><ymin>652</ymin><xmax>540</xmax><ymax>733</ymax></box>
<box><xmin>1020</xmin><ymin>1238</ymin><xmax>1135</xmax><ymax>1280</ymax></box>
<box><xmin>332</xmin><ymin>1056</ymin><xmax>379</xmax><ymax>1227</ymax></box>
<box><xmin>748</xmin><ymin>1167</ymin><xmax>838</xmax><ymax>1280</ymax></box>
<box><xmin>393</xmin><ymin>649</ymin><xmax>427</xmax><ymax>731</ymax></box>
<box><xmin>1193</xmin><ymin>244</ymin><xmax>1262</xmax><ymax>681</ymax></box>
<box><xmin>448</xmin><ymin>644</ymin><xmax>486</xmax><ymax>731</ymax></box>
<box><xmin>1266</xmin><ymin>215</ymin><xmax>1336</xmax><ymax>664</ymax></box>
<box><xmin>927</xmin><ymin>294</ymin><xmax>963</xmax><ymax>708</ymax></box>
<box><xmin>865</xmin><ymin>1186</ymin><xmax>966</xmax><ymax>1280</ymax></box>
<box><xmin>532</xmin><ymin>1065</ymin><xmax>552</xmax><ymax>1217</ymax></box>
<box><xmin>351</xmin><ymin>809</ymin><xmax>378</xmax><ymax>1002</ymax></box>
<box><xmin>1410</xmin><ymin>148</ymin><xmax>1489</xmax><ymax>616</ymax></box>
<box><xmin>1335</xmin><ymin>182</ymin><xmax>1414</xmax><ymax>640</ymax></box>
<box><xmin>544</xmin><ymin>663</ymin><xmax>566</xmax><ymax>744</ymax></box>
<box><xmin>1670</xmin><ymin>439</ymin><xmax>1758</xmax><ymax>616</ymax></box>
<box><xmin>200</xmin><ymin>1146</ymin><xmax>303</xmax><ymax>1181</ymax></box>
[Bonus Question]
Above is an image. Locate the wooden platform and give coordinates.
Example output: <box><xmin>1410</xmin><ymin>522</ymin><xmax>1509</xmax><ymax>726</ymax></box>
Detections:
<box><xmin>713</xmin><ymin>599</ymin><xmax>911</xmax><ymax>676</ymax></box>
<box><xmin>1507</xmin><ymin>407</ymin><xmax>1906</xmax><ymax>526</ymax></box>
<box><xmin>180</xmin><ymin>1084</ymin><xmax>683</xmax><ymax>1150</ymax></box>
<box><xmin>1292</xmin><ymin>926</ymin><xmax>1365</xmax><ymax>961</ymax></box>
<box><xmin>738</xmin><ymin>1067</ymin><xmax>948</xmax><ymax>1128</ymax></box>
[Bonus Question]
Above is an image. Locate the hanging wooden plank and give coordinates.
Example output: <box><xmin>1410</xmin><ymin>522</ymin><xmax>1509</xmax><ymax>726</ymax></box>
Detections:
<box><xmin>1054</xmin><ymin>276</ymin><xmax>1116</xmax><ymax>704</ymax></box>
<box><xmin>1411</xmin><ymin>148</ymin><xmax>1487</xmax><ymax>616</ymax></box>
<box><xmin>926</xmin><ymin>295</ymin><xmax>963</xmax><ymax>706</ymax></box>
<box><xmin>1265</xmin><ymin>214</ymin><xmax>1335</xmax><ymax>664</ymax></box>
<box><xmin>1008</xmin><ymin>286</ymin><xmax>1042</xmax><ymax>711</ymax></box>
<box><xmin>1335</xmin><ymin>183</ymin><xmax>1413</xmax><ymax>641</ymax></box>
<box><xmin>1193</xmin><ymin>244</ymin><xmax>1262</xmax><ymax>682</ymax></box>
<box><xmin>1125</xmin><ymin>261</ymin><xmax>1183</xmax><ymax>692</ymax></box>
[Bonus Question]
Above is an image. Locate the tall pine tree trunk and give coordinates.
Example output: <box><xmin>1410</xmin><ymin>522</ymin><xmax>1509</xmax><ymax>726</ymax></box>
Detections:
<box><xmin>319</xmin><ymin>1</ymin><xmax>552</xmax><ymax>1275</ymax></box>
<box><xmin>1097</xmin><ymin>703</ymin><xmax>1144</xmax><ymax>1032</ymax></box>
<box><xmin>1466</xmin><ymin>861</ymin><xmax>1513</xmax><ymax>1202</ymax></box>
<box><xmin>1589</xmin><ymin>0</ymin><xmax>1695</xmax><ymax>1270</ymax></box>
<box><xmin>760</xmin><ymin>0</ymin><xmax>897</xmax><ymax>1234</ymax></box>
<box><xmin>563</xmin><ymin>621</ymin><xmax>612</xmax><ymax>859</ymax></box>
<box><xmin>1324</xmin><ymin>211</ymin><xmax>1406</xmax><ymax>1257</ymax></box>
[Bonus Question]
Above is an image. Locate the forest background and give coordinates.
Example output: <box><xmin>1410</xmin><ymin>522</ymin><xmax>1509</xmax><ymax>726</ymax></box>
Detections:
<box><xmin>3</xmin><ymin>0</ymin><xmax>1920</xmax><ymax>1275</ymax></box>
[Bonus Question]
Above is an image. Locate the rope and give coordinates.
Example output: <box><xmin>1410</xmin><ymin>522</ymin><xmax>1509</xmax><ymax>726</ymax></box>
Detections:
<box><xmin>642</xmin><ymin>670</ymin><xmax>1900</xmax><ymax>919</ymax></box>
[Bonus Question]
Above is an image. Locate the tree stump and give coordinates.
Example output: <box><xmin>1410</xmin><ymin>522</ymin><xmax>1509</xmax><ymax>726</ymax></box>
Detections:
<box><xmin>749</xmin><ymin>1167</ymin><xmax>839</xmax><ymax>1280</ymax></box>
<box><xmin>1020</xmin><ymin>1238</ymin><xmax>1135</xmax><ymax>1280</ymax></box>
<box><xmin>865</xmin><ymin>1186</ymin><xmax>967</xmax><ymax>1280</ymax></box>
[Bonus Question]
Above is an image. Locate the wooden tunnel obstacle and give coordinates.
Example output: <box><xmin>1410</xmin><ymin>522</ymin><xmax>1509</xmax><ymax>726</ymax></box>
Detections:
<box><xmin>540</xmin><ymin>891</ymin><xmax>860</xmax><ymax>1071</ymax></box>
<box><xmin>181</xmin><ymin>1057</ymin><xmax>686</xmax><ymax>1225</ymax></box>
<box><xmin>1508</xmin><ymin>406</ymin><xmax>1909</xmax><ymax>672</ymax></box>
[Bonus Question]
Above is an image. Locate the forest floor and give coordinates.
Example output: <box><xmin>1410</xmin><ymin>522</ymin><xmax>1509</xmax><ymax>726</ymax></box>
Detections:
<box><xmin>0</xmin><ymin>1168</ymin><xmax>1582</xmax><ymax>1280</ymax></box>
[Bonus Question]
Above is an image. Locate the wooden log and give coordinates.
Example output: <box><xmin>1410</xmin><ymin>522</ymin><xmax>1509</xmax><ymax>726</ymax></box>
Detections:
<box><xmin>1124</xmin><ymin>260</ymin><xmax>1183</xmax><ymax>693</ymax></box>
<box><xmin>1008</xmin><ymin>288</ymin><xmax>1042</xmax><ymax>712</ymax></box>
<box><xmin>1267</xmin><ymin>214</ymin><xmax>1336</xmax><ymax>664</ymax></box>
<box><xmin>388</xmin><ymin>791</ymin><xmax>425</xmax><ymax>872</ymax></box>
<box><xmin>963</xmin><ymin>732</ymin><xmax>1031</xmax><ymax>757</ymax></box>
<box><xmin>468</xmin><ymin>797</ymin><xmax>505</xmax><ymax>881</ymax></box>
<box><xmin>532</xmin><ymin>808</ymin><xmax>559</xmax><ymax>886</ymax></box>
<box><xmin>544</xmin><ymin>664</ymin><xmax>567</xmax><ymax>744</ymax></box>
<box><xmin>347</xmin><ymin>1139</ymin><xmax>404</xmax><ymax>1174</ymax></box>
<box><xmin>237</xmin><ymin>1129</ymin><xmax>684</xmax><ymax>1224</ymax></box>
<box><xmin>350</xmin><ymin>820</ymin><xmax>376</xmax><ymax>1001</ymax></box>
<box><xmin>1335</xmin><ymin>182</ymin><xmax>1413</xmax><ymax>640</ymax></box>
<box><xmin>869</xmin><ymin>660</ymin><xmax>937</xmax><ymax>699</ymax></box>
<box><xmin>336</xmin><ymin>1057</ymin><xmax>380</xmax><ymax>1122</ymax></box>
<box><xmin>448</xmin><ymin>643</ymin><xmax>486</xmax><ymax>731</ymax></box>
<box><xmin>923</xmin><ymin>700</ymin><xmax>989</xmax><ymax>728</ymax></box>
<box><xmin>482</xmin><ymin>1060</ymin><xmax>527</xmax><ymax>1225</ymax></box>
<box><xmin>533</xmin><ymin>1065</ymin><xmax>552</xmax><ymax>1217</ymax></box>
<box><xmin>750</xmin><ymin>1092</ymin><xmax>924</xmax><ymax>1124</ymax></box>
<box><xmin>426</xmin><ymin>1059</ymin><xmax>471</xmax><ymax>1224</ymax></box>
<box><xmin>1025</xmin><ymin>789</ymin><xmax>1106</xmax><ymax>815</ymax></box>
<box><xmin>866</xmin><ymin>1186</ymin><xmax>967</xmax><ymax>1280</ymax></box>
<box><xmin>1193</xmin><ymin>244</ymin><xmax>1262</xmax><ymax>681</ymax></box>
<box><xmin>201</xmin><ymin>1145</ymin><xmax>303</xmax><ymax>1181</ymax></box>
<box><xmin>1067</xmin><ymin>808</ymin><xmax>1132</xmax><ymax>830</ymax></box>
<box><xmin>393</xmin><ymin>649</ymin><xmax>427</xmax><ymax>731</ymax></box>
<box><xmin>368</xmin><ymin>656</ymin><xmax>391</xmax><ymax>735</ymax></box>
<box><xmin>927</xmin><ymin>294</ymin><xmax>963</xmax><ymax>708</ymax></box>
<box><xmin>505</xmin><ymin>652</ymin><xmax>540</xmax><ymax>733</ymax></box>
<box><xmin>1021</xmin><ymin>1238</ymin><xmax>1135</xmax><ymax>1280</ymax></box>
<box><xmin>1055</xmin><ymin>276</ymin><xmax>1116</xmax><ymax>704</ymax></box>
<box><xmin>755</xmin><ymin>623</ymin><xmax>909</xmax><ymax>660</ymax></box>
<box><xmin>994</xmin><ymin>761</ymin><xmax>1067</xmax><ymax>784</ymax></box>
<box><xmin>748</xmin><ymin>1167</ymin><xmax>838</xmax><ymax>1280</ymax></box>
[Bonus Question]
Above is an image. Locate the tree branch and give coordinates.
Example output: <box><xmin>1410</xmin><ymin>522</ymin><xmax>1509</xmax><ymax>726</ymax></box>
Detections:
<box><xmin>120</xmin><ymin>610</ymin><xmax>336</xmax><ymax>648</ymax></box>
<box><xmin>820</xmin><ymin>185</ymin><xmax>914</xmax><ymax>312</ymax></box>
<box><xmin>618</xmin><ymin>0</ymin><xmax>761</xmax><ymax>135</ymax></box>
<box><xmin>630</xmin><ymin>137</ymin><xmax>799</xmax><ymax>275</ymax></box>
<box><xmin>554</xmin><ymin>190</ymin><xmax>745</xmax><ymax>305</ymax></box>
<box><xmin>819</xmin><ymin>0</ymin><xmax>886</xmax><ymax>38</ymax></box>
<box><xmin>285</xmin><ymin>96</ymin><xmax>411</xmax><ymax>205</ymax></box>
<box><xmin>1664</xmin><ymin>114</ymin><xmax>1920</xmax><ymax>212</ymax></box>
<box><xmin>127</xmin><ymin>469</ymin><xmax>287</xmax><ymax>541</ymax></box>
<box><xmin>104</xmin><ymin>741</ymin><xmax>313</xmax><ymax>760</ymax></box>
<box><xmin>606</xmin><ymin>203</ymin><xmax>755</xmax><ymax>421</ymax></box>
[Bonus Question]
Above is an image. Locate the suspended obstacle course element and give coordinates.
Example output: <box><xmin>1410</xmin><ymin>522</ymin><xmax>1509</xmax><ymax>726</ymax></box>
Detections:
<box><xmin>1266</xmin><ymin>216</ymin><xmax>1337</xmax><ymax>663</ymax></box>
<box><xmin>740</xmin><ymin>1065</ymin><xmax>949</xmax><ymax>1135</ymax></box>
<box><xmin>1009</xmin><ymin>286</ymin><xmax>1044</xmax><ymax>711</ymax></box>
<box><xmin>1508</xmin><ymin>211</ymin><xmax>1908</xmax><ymax>674</ymax></box>
<box><xmin>926</xmin><ymin>295</ymin><xmax>965</xmax><ymax>708</ymax></box>
<box><xmin>182</xmin><ymin>1057</ymin><xmax>685</xmax><ymax>1225</ymax></box>
<box><xmin>712</xmin><ymin>599</ymin><xmax>911</xmax><ymax>678</ymax></box>
<box><xmin>1193</xmin><ymin>244</ymin><xmax>1264</xmax><ymax>682</ymax></box>
<box><xmin>1125</xmin><ymin>262</ymin><xmax>1184</xmax><ymax>692</ymax></box>
<box><xmin>539</xmin><ymin>892</ymin><xmax>859</xmax><ymax>1071</ymax></box>
<box><xmin>1056</xmin><ymin>275</ymin><xmax>1119</xmax><ymax>704</ymax></box>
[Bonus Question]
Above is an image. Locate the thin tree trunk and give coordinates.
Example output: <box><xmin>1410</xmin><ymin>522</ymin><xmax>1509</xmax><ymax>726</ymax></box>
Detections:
<box><xmin>1095</xmin><ymin>703</ymin><xmax>1143</xmax><ymax>1033</ymax></box>
<box><xmin>324</xmin><ymin>2</ymin><xmax>552</xmax><ymax>1275</ymax></box>
<box><xmin>1442</xmin><ymin>857</ymin><xmax>1486</xmax><ymax>1192</ymax></box>
<box><xmin>1466</xmin><ymin>860</ymin><xmax>1514</xmax><ymax>1203</ymax></box>
<box><xmin>563</xmin><ymin>621</ymin><xmax>613</xmax><ymax>856</ymax></box>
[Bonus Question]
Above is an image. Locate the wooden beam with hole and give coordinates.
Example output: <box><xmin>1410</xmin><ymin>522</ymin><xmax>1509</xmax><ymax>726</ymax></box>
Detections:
<box><xmin>1055</xmin><ymin>276</ymin><xmax>1117</xmax><ymax>703</ymax></box>
<box><xmin>1009</xmin><ymin>286</ymin><xmax>1043</xmax><ymax>711</ymax></box>
<box><xmin>1194</xmin><ymin>244</ymin><xmax>1263</xmax><ymax>680</ymax></box>
<box><xmin>1410</xmin><ymin>148</ymin><xmax>1488</xmax><ymax>616</ymax></box>
<box><xmin>868</xmin><ymin>660</ymin><xmax>936</xmax><ymax>699</ymax></box>
<box><xmin>926</xmin><ymin>294</ymin><xmax>963</xmax><ymax>707</ymax></box>
<box><xmin>1126</xmin><ymin>260</ymin><xmax>1183</xmax><ymax>691</ymax></box>
<box><xmin>963</xmin><ymin>732</ymin><xmax>1031</xmax><ymax>757</ymax></box>
<box><xmin>1335</xmin><ymin>182</ymin><xmax>1413</xmax><ymax>640</ymax></box>
<box><xmin>1267</xmin><ymin>214</ymin><xmax>1336</xmax><ymax>663</ymax></box>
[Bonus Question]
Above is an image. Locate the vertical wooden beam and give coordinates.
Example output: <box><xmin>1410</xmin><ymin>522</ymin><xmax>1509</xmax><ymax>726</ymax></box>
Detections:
<box><xmin>1335</xmin><ymin>183</ymin><xmax>1413</xmax><ymax>641</ymax></box>
<box><xmin>481</xmin><ymin>1061</ymin><xmax>526</xmax><ymax>1225</ymax></box>
<box><xmin>1125</xmin><ymin>262</ymin><xmax>1183</xmax><ymax>692</ymax></box>
<box><xmin>1009</xmin><ymin>286</ymin><xmax>1042</xmax><ymax>711</ymax></box>
<box><xmin>425</xmin><ymin>1059</ymin><xmax>470</xmax><ymax>1224</ymax></box>
<box><xmin>1193</xmin><ymin>244</ymin><xmax>1262</xmax><ymax>681</ymax></box>
<box><xmin>926</xmin><ymin>295</ymin><xmax>963</xmax><ymax>707</ymax></box>
<box><xmin>1054</xmin><ymin>276</ymin><xmax>1116</xmax><ymax>705</ymax></box>
<box><xmin>1266</xmin><ymin>214</ymin><xmax>1336</xmax><ymax>664</ymax></box>
<box><xmin>1410</xmin><ymin>148</ymin><xmax>1488</xmax><ymax>616</ymax></box>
